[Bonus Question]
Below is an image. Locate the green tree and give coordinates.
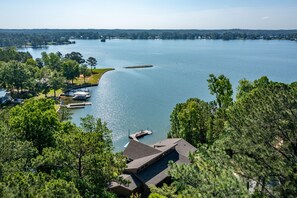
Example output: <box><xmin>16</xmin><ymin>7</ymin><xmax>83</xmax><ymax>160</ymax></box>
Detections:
<box><xmin>207</xmin><ymin>74</ymin><xmax>233</xmax><ymax>109</ymax></box>
<box><xmin>37</xmin><ymin>179</ymin><xmax>81</xmax><ymax>198</ymax></box>
<box><xmin>62</xmin><ymin>60</ymin><xmax>80</xmax><ymax>84</ymax></box>
<box><xmin>80</xmin><ymin>114</ymin><xmax>97</xmax><ymax>133</ymax></box>
<box><xmin>36</xmin><ymin>68</ymin><xmax>51</xmax><ymax>97</ymax></box>
<box><xmin>150</xmin><ymin>145</ymin><xmax>249</xmax><ymax>197</ymax></box>
<box><xmin>236</xmin><ymin>78</ymin><xmax>254</xmax><ymax>100</ymax></box>
<box><xmin>9</xmin><ymin>98</ymin><xmax>60</xmax><ymax>154</ymax></box>
<box><xmin>87</xmin><ymin>57</ymin><xmax>97</xmax><ymax>74</ymax></box>
<box><xmin>225</xmin><ymin>82</ymin><xmax>297</xmax><ymax>197</ymax></box>
<box><xmin>41</xmin><ymin>52</ymin><xmax>49</xmax><ymax>65</ymax></box>
<box><xmin>56</xmin><ymin>51</ymin><xmax>63</xmax><ymax>59</ymax></box>
<box><xmin>168</xmin><ymin>98</ymin><xmax>211</xmax><ymax>146</ymax></box>
<box><xmin>0</xmin><ymin>172</ymin><xmax>46</xmax><ymax>198</ymax></box>
<box><xmin>35</xmin><ymin>58</ymin><xmax>44</xmax><ymax>68</ymax></box>
<box><xmin>149</xmin><ymin>185</ymin><xmax>179</xmax><ymax>198</ymax></box>
<box><xmin>48</xmin><ymin>72</ymin><xmax>65</xmax><ymax>98</ymax></box>
<box><xmin>160</xmin><ymin>76</ymin><xmax>297</xmax><ymax>197</ymax></box>
<box><xmin>253</xmin><ymin>76</ymin><xmax>270</xmax><ymax>88</ymax></box>
<box><xmin>0</xmin><ymin>61</ymin><xmax>32</xmax><ymax>93</ymax></box>
<box><xmin>236</xmin><ymin>76</ymin><xmax>271</xmax><ymax>100</ymax></box>
<box><xmin>65</xmin><ymin>52</ymin><xmax>85</xmax><ymax>64</ymax></box>
<box><xmin>58</xmin><ymin>106</ymin><xmax>72</xmax><ymax>122</ymax></box>
<box><xmin>79</xmin><ymin>64</ymin><xmax>91</xmax><ymax>83</ymax></box>
<box><xmin>0</xmin><ymin>172</ymin><xmax>81</xmax><ymax>198</ymax></box>
<box><xmin>0</xmin><ymin>62</ymin><xmax>6</xmax><ymax>88</ymax></box>
<box><xmin>25</xmin><ymin>58</ymin><xmax>37</xmax><ymax>67</ymax></box>
<box><xmin>34</xmin><ymin>115</ymin><xmax>126</xmax><ymax>197</ymax></box>
<box><xmin>42</xmin><ymin>52</ymin><xmax>62</xmax><ymax>71</ymax></box>
<box><xmin>0</xmin><ymin>121</ymin><xmax>37</xmax><ymax>180</ymax></box>
<box><xmin>0</xmin><ymin>48</ymin><xmax>32</xmax><ymax>62</ymax></box>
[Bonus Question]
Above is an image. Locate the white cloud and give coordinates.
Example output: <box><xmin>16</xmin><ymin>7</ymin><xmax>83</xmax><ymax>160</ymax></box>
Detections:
<box><xmin>262</xmin><ymin>16</ymin><xmax>270</xmax><ymax>20</ymax></box>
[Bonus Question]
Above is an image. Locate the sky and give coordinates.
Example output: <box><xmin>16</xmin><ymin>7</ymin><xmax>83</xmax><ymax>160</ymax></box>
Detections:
<box><xmin>0</xmin><ymin>0</ymin><xmax>297</xmax><ymax>29</ymax></box>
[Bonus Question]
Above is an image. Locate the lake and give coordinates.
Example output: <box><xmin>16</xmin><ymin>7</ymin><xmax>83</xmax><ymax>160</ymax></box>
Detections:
<box><xmin>21</xmin><ymin>39</ymin><xmax>297</xmax><ymax>151</ymax></box>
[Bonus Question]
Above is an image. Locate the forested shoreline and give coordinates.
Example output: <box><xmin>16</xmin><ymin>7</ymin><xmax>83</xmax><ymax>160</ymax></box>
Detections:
<box><xmin>1</xmin><ymin>29</ymin><xmax>297</xmax><ymax>47</ymax></box>
<box><xmin>1</xmin><ymin>69</ymin><xmax>296</xmax><ymax>197</ymax></box>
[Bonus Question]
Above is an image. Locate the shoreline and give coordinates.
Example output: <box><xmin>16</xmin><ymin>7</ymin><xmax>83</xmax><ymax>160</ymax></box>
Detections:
<box><xmin>58</xmin><ymin>68</ymin><xmax>114</xmax><ymax>110</ymax></box>
<box><xmin>72</xmin><ymin>68</ymin><xmax>114</xmax><ymax>87</ymax></box>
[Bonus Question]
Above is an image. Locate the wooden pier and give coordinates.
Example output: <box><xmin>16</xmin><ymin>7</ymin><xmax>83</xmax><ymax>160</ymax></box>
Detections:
<box><xmin>129</xmin><ymin>130</ymin><xmax>153</xmax><ymax>141</ymax></box>
<box><xmin>61</xmin><ymin>102</ymin><xmax>92</xmax><ymax>109</ymax></box>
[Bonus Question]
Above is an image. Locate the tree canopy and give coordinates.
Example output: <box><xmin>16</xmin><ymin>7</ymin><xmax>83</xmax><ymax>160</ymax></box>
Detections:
<box><xmin>168</xmin><ymin>98</ymin><xmax>211</xmax><ymax>146</ymax></box>
<box><xmin>62</xmin><ymin>60</ymin><xmax>80</xmax><ymax>84</ymax></box>
<box><xmin>207</xmin><ymin>74</ymin><xmax>233</xmax><ymax>109</ymax></box>
<box><xmin>224</xmin><ymin>82</ymin><xmax>297</xmax><ymax>197</ymax></box>
<box><xmin>154</xmin><ymin>75</ymin><xmax>297</xmax><ymax>197</ymax></box>
<box><xmin>87</xmin><ymin>57</ymin><xmax>97</xmax><ymax>73</ymax></box>
<box><xmin>0</xmin><ymin>99</ymin><xmax>126</xmax><ymax>197</ymax></box>
<box><xmin>9</xmin><ymin>98</ymin><xmax>60</xmax><ymax>154</ymax></box>
<box><xmin>65</xmin><ymin>52</ymin><xmax>85</xmax><ymax>64</ymax></box>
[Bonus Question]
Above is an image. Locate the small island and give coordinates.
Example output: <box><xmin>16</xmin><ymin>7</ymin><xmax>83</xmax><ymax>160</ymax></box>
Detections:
<box><xmin>124</xmin><ymin>65</ymin><xmax>153</xmax><ymax>69</ymax></box>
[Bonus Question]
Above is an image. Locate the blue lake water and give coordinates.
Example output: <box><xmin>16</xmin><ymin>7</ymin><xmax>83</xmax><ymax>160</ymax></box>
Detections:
<box><xmin>22</xmin><ymin>39</ymin><xmax>297</xmax><ymax>151</ymax></box>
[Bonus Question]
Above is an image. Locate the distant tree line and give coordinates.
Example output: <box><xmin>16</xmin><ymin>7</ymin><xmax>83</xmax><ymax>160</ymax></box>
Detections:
<box><xmin>1</xmin><ymin>29</ymin><xmax>297</xmax><ymax>47</ymax></box>
<box><xmin>0</xmin><ymin>31</ymin><xmax>75</xmax><ymax>48</ymax></box>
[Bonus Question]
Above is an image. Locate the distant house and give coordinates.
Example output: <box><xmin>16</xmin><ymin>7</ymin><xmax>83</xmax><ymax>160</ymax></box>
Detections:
<box><xmin>109</xmin><ymin>138</ymin><xmax>196</xmax><ymax>197</ymax></box>
<box><xmin>0</xmin><ymin>89</ymin><xmax>12</xmax><ymax>104</ymax></box>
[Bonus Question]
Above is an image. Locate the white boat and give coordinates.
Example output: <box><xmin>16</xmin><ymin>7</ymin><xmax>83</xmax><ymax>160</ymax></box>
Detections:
<box><xmin>72</xmin><ymin>91</ymin><xmax>91</xmax><ymax>100</ymax></box>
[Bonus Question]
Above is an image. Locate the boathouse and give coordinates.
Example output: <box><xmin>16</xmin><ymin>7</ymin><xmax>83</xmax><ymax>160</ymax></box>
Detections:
<box><xmin>109</xmin><ymin>138</ymin><xmax>196</xmax><ymax>197</ymax></box>
<box><xmin>0</xmin><ymin>89</ymin><xmax>11</xmax><ymax>105</ymax></box>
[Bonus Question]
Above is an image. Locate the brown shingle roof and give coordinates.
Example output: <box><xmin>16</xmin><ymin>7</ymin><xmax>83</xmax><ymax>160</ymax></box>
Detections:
<box><xmin>137</xmin><ymin>149</ymin><xmax>179</xmax><ymax>186</ymax></box>
<box><xmin>110</xmin><ymin>174</ymin><xmax>142</xmax><ymax>191</ymax></box>
<box><xmin>110</xmin><ymin>138</ymin><xmax>197</xmax><ymax>197</ymax></box>
<box><xmin>174</xmin><ymin>138</ymin><xmax>197</xmax><ymax>157</ymax></box>
<box><xmin>123</xmin><ymin>140</ymin><xmax>161</xmax><ymax>160</ymax></box>
<box><xmin>124</xmin><ymin>138</ymin><xmax>196</xmax><ymax>173</ymax></box>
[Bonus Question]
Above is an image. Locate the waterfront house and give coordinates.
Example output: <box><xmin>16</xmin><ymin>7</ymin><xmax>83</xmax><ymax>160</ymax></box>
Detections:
<box><xmin>109</xmin><ymin>138</ymin><xmax>196</xmax><ymax>197</ymax></box>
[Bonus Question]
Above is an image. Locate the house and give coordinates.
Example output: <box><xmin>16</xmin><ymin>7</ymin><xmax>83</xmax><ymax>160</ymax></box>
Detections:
<box><xmin>0</xmin><ymin>89</ymin><xmax>12</xmax><ymax>104</ymax></box>
<box><xmin>109</xmin><ymin>138</ymin><xmax>196</xmax><ymax>197</ymax></box>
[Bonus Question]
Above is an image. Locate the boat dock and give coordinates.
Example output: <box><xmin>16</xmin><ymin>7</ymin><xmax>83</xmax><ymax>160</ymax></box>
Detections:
<box><xmin>61</xmin><ymin>102</ymin><xmax>92</xmax><ymax>109</ymax></box>
<box><xmin>129</xmin><ymin>130</ymin><xmax>153</xmax><ymax>141</ymax></box>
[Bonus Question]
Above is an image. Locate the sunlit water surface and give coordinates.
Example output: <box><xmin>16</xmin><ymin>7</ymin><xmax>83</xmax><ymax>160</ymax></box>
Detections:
<box><xmin>22</xmin><ymin>39</ymin><xmax>297</xmax><ymax>151</ymax></box>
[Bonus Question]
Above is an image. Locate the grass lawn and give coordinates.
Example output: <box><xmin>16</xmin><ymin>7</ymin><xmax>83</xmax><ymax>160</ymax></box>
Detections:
<box><xmin>73</xmin><ymin>68</ymin><xmax>114</xmax><ymax>85</ymax></box>
<box><xmin>35</xmin><ymin>89</ymin><xmax>62</xmax><ymax>111</ymax></box>
<box><xmin>36</xmin><ymin>89</ymin><xmax>63</xmax><ymax>99</ymax></box>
